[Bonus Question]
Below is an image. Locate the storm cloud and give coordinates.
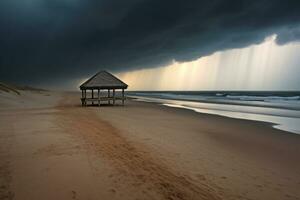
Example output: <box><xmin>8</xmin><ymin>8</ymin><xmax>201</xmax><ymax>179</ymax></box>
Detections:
<box><xmin>0</xmin><ymin>0</ymin><xmax>300</xmax><ymax>86</ymax></box>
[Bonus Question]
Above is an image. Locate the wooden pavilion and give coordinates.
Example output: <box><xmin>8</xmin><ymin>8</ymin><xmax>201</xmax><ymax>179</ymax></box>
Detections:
<box><xmin>79</xmin><ymin>71</ymin><xmax>128</xmax><ymax>106</ymax></box>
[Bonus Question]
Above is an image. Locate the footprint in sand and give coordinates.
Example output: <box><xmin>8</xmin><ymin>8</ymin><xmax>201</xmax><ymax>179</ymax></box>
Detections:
<box><xmin>196</xmin><ymin>174</ymin><xmax>206</xmax><ymax>181</ymax></box>
<box><xmin>110</xmin><ymin>188</ymin><xmax>116</xmax><ymax>194</ymax></box>
<box><xmin>71</xmin><ymin>190</ymin><xmax>77</xmax><ymax>199</ymax></box>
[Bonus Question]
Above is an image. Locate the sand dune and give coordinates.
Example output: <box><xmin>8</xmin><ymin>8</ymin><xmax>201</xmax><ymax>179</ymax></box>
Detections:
<box><xmin>0</xmin><ymin>90</ymin><xmax>299</xmax><ymax>200</ymax></box>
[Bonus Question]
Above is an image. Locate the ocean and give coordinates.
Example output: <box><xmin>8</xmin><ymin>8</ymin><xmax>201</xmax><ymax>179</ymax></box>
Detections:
<box><xmin>127</xmin><ymin>91</ymin><xmax>300</xmax><ymax>134</ymax></box>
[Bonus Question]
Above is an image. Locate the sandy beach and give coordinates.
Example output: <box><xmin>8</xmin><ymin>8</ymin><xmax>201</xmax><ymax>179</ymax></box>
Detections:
<box><xmin>0</xmin><ymin>89</ymin><xmax>300</xmax><ymax>200</ymax></box>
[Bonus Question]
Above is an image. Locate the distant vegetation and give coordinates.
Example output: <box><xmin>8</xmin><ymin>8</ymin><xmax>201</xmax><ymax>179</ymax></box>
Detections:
<box><xmin>0</xmin><ymin>82</ymin><xmax>47</xmax><ymax>95</ymax></box>
<box><xmin>0</xmin><ymin>82</ymin><xmax>20</xmax><ymax>95</ymax></box>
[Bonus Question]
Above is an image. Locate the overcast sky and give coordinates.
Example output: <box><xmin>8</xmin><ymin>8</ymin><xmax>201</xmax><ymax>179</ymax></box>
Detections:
<box><xmin>0</xmin><ymin>0</ymin><xmax>300</xmax><ymax>90</ymax></box>
<box><xmin>118</xmin><ymin>35</ymin><xmax>300</xmax><ymax>91</ymax></box>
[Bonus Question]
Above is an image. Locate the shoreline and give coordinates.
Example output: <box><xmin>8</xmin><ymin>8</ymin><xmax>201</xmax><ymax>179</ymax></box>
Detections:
<box><xmin>0</xmin><ymin>91</ymin><xmax>300</xmax><ymax>200</ymax></box>
<box><xmin>127</xmin><ymin>94</ymin><xmax>300</xmax><ymax>111</ymax></box>
<box><xmin>129</xmin><ymin>95</ymin><xmax>300</xmax><ymax>134</ymax></box>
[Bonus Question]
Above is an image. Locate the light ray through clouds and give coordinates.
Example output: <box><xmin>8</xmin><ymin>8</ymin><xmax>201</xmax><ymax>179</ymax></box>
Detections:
<box><xmin>117</xmin><ymin>35</ymin><xmax>300</xmax><ymax>91</ymax></box>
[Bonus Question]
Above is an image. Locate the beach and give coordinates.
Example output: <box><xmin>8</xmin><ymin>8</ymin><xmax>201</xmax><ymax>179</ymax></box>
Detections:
<box><xmin>0</xmin><ymin>90</ymin><xmax>300</xmax><ymax>200</ymax></box>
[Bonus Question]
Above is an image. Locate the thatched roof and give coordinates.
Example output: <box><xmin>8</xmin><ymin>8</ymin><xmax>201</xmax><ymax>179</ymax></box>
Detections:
<box><xmin>80</xmin><ymin>71</ymin><xmax>128</xmax><ymax>89</ymax></box>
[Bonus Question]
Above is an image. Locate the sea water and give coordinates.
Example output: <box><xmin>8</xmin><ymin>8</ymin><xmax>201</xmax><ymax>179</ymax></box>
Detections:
<box><xmin>128</xmin><ymin>91</ymin><xmax>300</xmax><ymax>134</ymax></box>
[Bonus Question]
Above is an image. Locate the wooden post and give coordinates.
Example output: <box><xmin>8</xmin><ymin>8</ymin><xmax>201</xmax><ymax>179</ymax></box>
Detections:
<box><xmin>108</xmin><ymin>89</ymin><xmax>111</xmax><ymax>105</ymax></box>
<box><xmin>122</xmin><ymin>89</ymin><xmax>125</xmax><ymax>105</ymax></box>
<box><xmin>92</xmin><ymin>89</ymin><xmax>94</xmax><ymax>105</ymax></box>
<box><xmin>98</xmin><ymin>89</ymin><xmax>100</xmax><ymax>107</ymax></box>
<box><xmin>113</xmin><ymin>89</ymin><xmax>115</xmax><ymax>105</ymax></box>
<box><xmin>81</xmin><ymin>89</ymin><xmax>84</xmax><ymax>106</ymax></box>
<box><xmin>84</xmin><ymin>89</ymin><xmax>87</xmax><ymax>106</ymax></box>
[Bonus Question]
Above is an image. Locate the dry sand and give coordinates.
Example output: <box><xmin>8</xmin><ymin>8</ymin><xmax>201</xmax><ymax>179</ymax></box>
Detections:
<box><xmin>0</xmin><ymin>90</ymin><xmax>299</xmax><ymax>200</ymax></box>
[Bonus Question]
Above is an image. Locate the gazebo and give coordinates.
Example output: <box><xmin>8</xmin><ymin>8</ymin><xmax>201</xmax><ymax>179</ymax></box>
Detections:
<box><xmin>79</xmin><ymin>71</ymin><xmax>128</xmax><ymax>107</ymax></box>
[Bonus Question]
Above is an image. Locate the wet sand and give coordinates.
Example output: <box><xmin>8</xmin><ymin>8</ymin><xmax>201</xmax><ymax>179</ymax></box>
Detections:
<box><xmin>0</xmin><ymin>90</ymin><xmax>299</xmax><ymax>200</ymax></box>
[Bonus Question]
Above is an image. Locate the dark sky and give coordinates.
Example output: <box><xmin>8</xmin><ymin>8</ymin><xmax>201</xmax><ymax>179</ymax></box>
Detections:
<box><xmin>0</xmin><ymin>0</ymin><xmax>300</xmax><ymax>87</ymax></box>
